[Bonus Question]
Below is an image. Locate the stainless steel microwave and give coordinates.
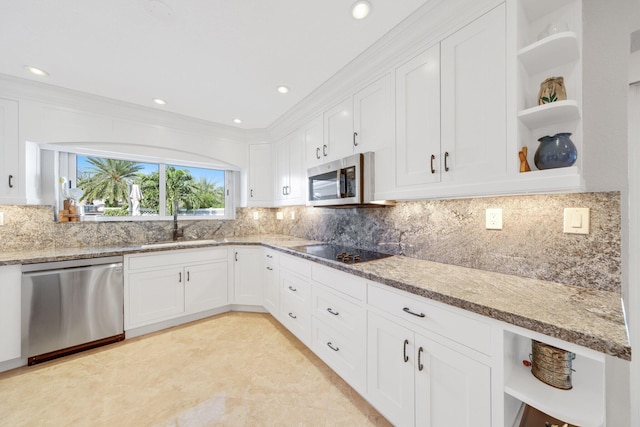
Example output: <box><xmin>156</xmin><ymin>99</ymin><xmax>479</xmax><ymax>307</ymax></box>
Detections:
<box><xmin>307</xmin><ymin>152</ymin><xmax>377</xmax><ymax>207</ymax></box>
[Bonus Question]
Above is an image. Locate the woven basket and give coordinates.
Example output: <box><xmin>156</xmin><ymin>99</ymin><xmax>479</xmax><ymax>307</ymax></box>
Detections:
<box><xmin>531</xmin><ymin>340</ymin><xmax>575</xmax><ymax>390</ymax></box>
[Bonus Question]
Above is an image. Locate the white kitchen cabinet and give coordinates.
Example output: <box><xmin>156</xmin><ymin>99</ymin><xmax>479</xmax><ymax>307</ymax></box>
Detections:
<box><xmin>0</xmin><ymin>98</ymin><xmax>21</xmax><ymax>203</ymax></box>
<box><xmin>263</xmin><ymin>249</ymin><xmax>280</xmax><ymax>318</ymax></box>
<box><xmin>440</xmin><ymin>3</ymin><xmax>507</xmax><ymax>184</ymax></box>
<box><xmin>125</xmin><ymin>248</ymin><xmax>229</xmax><ymax>329</ymax></box>
<box><xmin>0</xmin><ymin>265</ymin><xmax>21</xmax><ymax>363</ymax></box>
<box><xmin>232</xmin><ymin>246</ymin><xmax>264</xmax><ymax>306</ymax></box>
<box><xmin>274</xmin><ymin>131</ymin><xmax>304</xmax><ymax>205</ymax></box>
<box><xmin>395</xmin><ymin>44</ymin><xmax>441</xmax><ymax>188</ymax></box>
<box><xmin>302</xmin><ymin>114</ymin><xmax>324</xmax><ymax>168</ymax></box>
<box><xmin>278</xmin><ymin>254</ymin><xmax>312</xmax><ymax>345</ymax></box>
<box><xmin>367</xmin><ymin>311</ymin><xmax>491</xmax><ymax>427</ymax></box>
<box><xmin>323</xmin><ymin>97</ymin><xmax>354</xmax><ymax>162</ymax></box>
<box><xmin>248</xmin><ymin>143</ymin><xmax>273</xmax><ymax>206</ymax></box>
<box><xmin>390</xmin><ymin>4</ymin><xmax>507</xmax><ymax>199</ymax></box>
<box><xmin>353</xmin><ymin>73</ymin><xmax>394</xmax><ymax>155</ymax></box>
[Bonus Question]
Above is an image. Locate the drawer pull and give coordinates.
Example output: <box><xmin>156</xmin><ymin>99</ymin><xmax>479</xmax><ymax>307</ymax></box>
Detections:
<box><xmin>266</xmin><ymin>254</ymin><xmax>273</xmax><ymax>258</ymax></box>
<box><xmin>403</xmin><ymin>307</ymin><xmax>426</xmax><ymax>318</ymax></box>
<box><xmin>327</xmin><ymin>308</ymin><xmax>339</xmax><ymax>316</ymax></box>
<box><xmin>418</xmin><ymin>346</ymin><xmax>424</xmax><ymax>371</ymax></box>
<box><xmin>266</xmin><ymin>266</ymin><xmax>273</xmax><ymax>271</ymax></box>
<box><xmin>288</xmin><ymin>312</ymin><xmax>297</xmax><ymax>319</ymax></box>
<box><xmin>403</xmin><ymin>339</ymin><xmax>409</xmax><ymax>363</ymax></box>
<box><xmin>288</xmin><ymin>286</ymin><xmax>297</xmax><ymax>292</ymax></box>
<box><xmin>327</xmin><ymin>342</ymin><xmax>340</xmax><ymax>352</ymax></box>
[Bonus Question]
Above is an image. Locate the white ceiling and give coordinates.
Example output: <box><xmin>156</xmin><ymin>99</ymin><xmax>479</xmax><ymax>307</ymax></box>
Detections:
<box><xmin>0</xmin><ymin>0</ymin><xmax>428</xmax><ymax>130</ymax></box>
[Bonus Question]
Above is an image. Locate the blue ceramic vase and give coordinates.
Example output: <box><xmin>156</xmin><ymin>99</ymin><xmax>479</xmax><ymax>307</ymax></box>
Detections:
<box><xmin>534</xmin><ymin>133</ymin><xmax>577</xmax><ymax>170</ymax></box>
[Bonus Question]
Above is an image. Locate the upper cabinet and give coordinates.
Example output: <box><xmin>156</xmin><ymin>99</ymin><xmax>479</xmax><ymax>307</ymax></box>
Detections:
<box><xmin>323</xmin><ymin>98</ymin><xmax>354</xmax><ymax>163</ymax></box>
<box><xmin>274</xmin><ymin>131</ymin><xmax>305</xmax><ymax>206</ymax></box>
<box><xmin>248</xmin><ymin>143</ymin><xmax>273</xmax><ymax>207</ymax></box>
<box><xmin>387</xmin><ymin>4</ymin><xmax>507</xmax><ymax>200</ymax></box>
<box><xmin>302</xmin><ymin>115</ymin><xmax>324</xmax><ymax>167</ymax></box>
<box><xmin>353</xmin><ymin>74</ymin><xmax>394</xmax><ymax>155</ymax></box>
<box><xmin>0</xmin><ymin>98</ymin><xmax>21</xmax><ymax>204</ymax></box>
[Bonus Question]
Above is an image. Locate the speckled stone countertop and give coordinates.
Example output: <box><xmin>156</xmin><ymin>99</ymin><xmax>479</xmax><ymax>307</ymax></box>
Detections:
<box><xmin>0</xmin><ymin>234</ymin><xmax>630</xmax><ymax>360</ymax></box>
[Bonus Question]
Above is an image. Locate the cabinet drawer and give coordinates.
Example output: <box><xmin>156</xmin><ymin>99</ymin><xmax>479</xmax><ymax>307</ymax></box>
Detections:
<box><xmin>281</xmin><ymin>270</ymin><xmax>311</xmax><ymax>303</ymax></box>
<box><xmin>368</xmin><ymin>284</ymin><xmax>492</xmax><ymax>355</ymax></box>
<box><xmin>128</xmin><ymin>248</ymin><xmax>226</xmax><ymax>271</ymax></box>
<box><xmin>311</xmin><ymin>264</ymin><xmax>367</xmax><ymax>301</ymax></box>
<box><xmin>280</xmin><ymin>292</ymin><xmax>311</xmax><ymax>344</ymax></box>
<box><xmin>279</xmin><ymin>254</ymin><xmax>311</xmax><ymax>277</ymax></box>
<box><xmin>265</xmin><ymin>249</ymin><xmax>279</xmax><ymax>265</ymax></box>
<box><xmin>311</xmin><ymin>317</ymin><xmax>366</xmax><ymax>391</ymax></box>
<box><xmin>312</xmin><ymin>283</ymin><xmax>365</xmax><ymax>337</ymax></box>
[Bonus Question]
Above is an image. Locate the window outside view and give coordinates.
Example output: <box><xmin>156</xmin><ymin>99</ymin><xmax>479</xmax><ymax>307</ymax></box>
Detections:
<box><xmin>76</xmin><ymin>156</ymin><xmax>225</xmax><ymax>217</ymax></box>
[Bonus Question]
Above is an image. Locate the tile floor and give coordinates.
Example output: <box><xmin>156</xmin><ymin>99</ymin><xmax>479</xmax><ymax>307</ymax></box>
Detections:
<box><xmin>0</xmin><ymin>312</ymin><xmax>391</xmax><ymax>427</ymax></box>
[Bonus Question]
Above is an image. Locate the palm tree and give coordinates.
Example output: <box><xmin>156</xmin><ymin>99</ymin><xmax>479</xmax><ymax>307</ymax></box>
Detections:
<box><xmin>192</xmin><ymin>177</ymin><xmax>225</xmax><ymax>210</ymax></box>
<box><xmin>78</xmin><ymin>157</ymin><xmax>143</xmax><ymax>207</ymax></box>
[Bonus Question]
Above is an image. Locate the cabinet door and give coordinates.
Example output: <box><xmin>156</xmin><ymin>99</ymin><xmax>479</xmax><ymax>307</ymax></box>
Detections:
<box><xmin>274</xmin><ymin>136</ymin><xmax>290</xmax><ymax>202</ymax></box>
<box><xmin>303</xmin><ymin>115</ymin><xmax>324</xmax><ymax>168</ymax></box>
<box><xmin>353</xmin><ymin>74</ymin><xmax>393</xmax><ymax>154</ymax></box>
<box><xmin>286</xmin><ymin>129</ymin><xmax>304</xmax><ymax>202</ymax></box>
<box><xmin>415</xmin><ymin>334</ymin><xmax>491</xmax><ymax>427</ymax></box>
<box><xmin>396</xmin><ymin>45</ymin><xmax>441</xmax><ymax>187</ymax></box>
<box><xmin>264</xmin><ymin>261</ymin><xmax>279</xmax><ymax>318</ymax></box>
<box><xmin>248</xmin><ymin>143</ymin><xmax>273</xmax><ymax>205</ymax></box>
<box><xmin>184</xmin><ymin>260</ymin><xmax>228</xmax><ymax>314</ymax></box>
<box><xmin>323</xmin><ymin>98</ymin><xmax>353</xmax><ymax>162</ymax></box>
<box><xmin>0</xmin><ymin>265</ymin><xmax>21</xmax><ymax>362</ymax></box>
<box><xmin>440</xmin><ymin>4</ymin><xmax>506</xmax><ymax>183</ymax></box>
<box><xmin>0</xmin><ymin>98</ymin><xmax>20</xmax><ymax>202</ymax></box>
<box><xmin>128</xmin><ymin>267</ymin><xmax>184</xmax><ymax>327</ymax></box>
<box><xmin>233</xmin><ymin>247</ymin><xmax>264</xmax><ymax>306</ymax></box>
<box><xmin>367</xmin><ymin>311</ymin><xmax>415</xmax><ymax>427</ymax></box>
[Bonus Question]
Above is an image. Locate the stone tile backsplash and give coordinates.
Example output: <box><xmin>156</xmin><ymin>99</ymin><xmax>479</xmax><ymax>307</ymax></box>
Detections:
<box><xmin>0</xmin><ymin>192</ymin><xmax>621</xmax><ymax>293</ymax></box>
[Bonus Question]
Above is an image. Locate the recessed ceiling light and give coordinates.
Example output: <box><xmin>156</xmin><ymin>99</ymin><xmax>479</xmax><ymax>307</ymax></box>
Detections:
<box><xmin>153</xmin><ymin>98</ymin><xmax>167</xmax><ymax>105</ymax></box>
<box><xmin>25</xmin><ymin>66</ymin><xmax>49</xmax><ymax>77</ymax></box>
<box><xmin>233</xmin><ymin>118</ymin><xmax>242</xmax><ymax>124</ymax></box>
<box><xmin>276</xmin><ymin>85</ymin><xmax>290</xmax><ymax>94</ymax></box>
<box><xmin>351</xmin><ymin>0</ymin><xmax>372</xmax><ymax>20</ymax></box>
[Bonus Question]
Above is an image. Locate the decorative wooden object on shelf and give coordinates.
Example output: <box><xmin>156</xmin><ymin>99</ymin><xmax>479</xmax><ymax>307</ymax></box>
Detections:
<box><xmin>518</xmin><ymin>404</ymin><xmax>575</xmax><ymax>427</ymax></box>
<box><xmin>519</xmin><ymin>146</ymin><xmax>531</xmax><ymax>172</ymax></box>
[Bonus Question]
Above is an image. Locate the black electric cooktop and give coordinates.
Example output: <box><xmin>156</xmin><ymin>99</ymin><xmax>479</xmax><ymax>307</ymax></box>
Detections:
<box><xmin>291</xmin><ymin>244</ymin><xmax>392</xmax><ymax>264</ymax></box>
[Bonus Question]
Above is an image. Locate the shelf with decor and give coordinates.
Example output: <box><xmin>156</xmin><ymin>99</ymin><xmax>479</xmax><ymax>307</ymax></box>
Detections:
<box><xmin>503</xmin><ymin>330</ymin><xmax>605</xmax><ymax>427</ymax></box>
<box><xmin>517</xmin><ymin>99</ymin><xmax>579</xmax><ymax>129</ymax></box>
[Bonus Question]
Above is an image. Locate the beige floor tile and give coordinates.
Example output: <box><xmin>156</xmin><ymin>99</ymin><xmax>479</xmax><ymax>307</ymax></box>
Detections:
<box><xmin>0</xmin><ymin>312</ymin><xmax>389</xmax><ymax>427</ymax></box>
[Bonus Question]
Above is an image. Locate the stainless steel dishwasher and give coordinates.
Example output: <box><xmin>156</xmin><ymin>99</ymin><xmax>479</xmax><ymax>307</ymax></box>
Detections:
<box><xmin>22</xmin><ymin>256</ymin><xmax>125</xmax><ymax>365</ymax></box>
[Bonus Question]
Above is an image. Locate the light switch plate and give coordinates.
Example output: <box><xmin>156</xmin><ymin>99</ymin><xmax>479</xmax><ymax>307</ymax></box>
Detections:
<box><xmin>485</xmin><ymin>208</ymin><xmax>502</xmax><ymax>230</ymax></box>
<box><xmin>276</xmin><ymin>212</ymin><xmax>284</xmax><ymax>220</ymax></box>
<box><xmin>563</xmin><ymin>208</ymin><xmax>590</xmax><ymax>234</ymax></box>
<box><xmin>0</xmin><ymin>212</ymin><xmax>3</xmax><ymax>226</ymax></box>
<box><xmin>252</xmin><ymin>211</ymin><xmax>259</xmax><ymax>220</ymax></box>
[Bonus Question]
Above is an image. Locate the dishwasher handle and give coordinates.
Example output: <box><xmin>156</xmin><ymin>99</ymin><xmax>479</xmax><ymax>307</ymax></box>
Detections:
<box><xmin>22</xmin><ymin>262</ymin><xmax>123</xmax><ymax>277</ymax></box>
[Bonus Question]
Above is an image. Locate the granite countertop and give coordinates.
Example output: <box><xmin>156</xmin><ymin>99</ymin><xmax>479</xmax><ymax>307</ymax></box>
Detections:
<box><xmin>0</xmin><ymin>234</ymin><xmax>630</xmax><ymax>360</ymax></box>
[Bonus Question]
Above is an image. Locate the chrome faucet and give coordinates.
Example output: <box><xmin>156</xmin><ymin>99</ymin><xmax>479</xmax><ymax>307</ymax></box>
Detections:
<box><xmin>172</xmin><ymin>199</ymin><xmax>184</xmax><ymax>241</ymax></box>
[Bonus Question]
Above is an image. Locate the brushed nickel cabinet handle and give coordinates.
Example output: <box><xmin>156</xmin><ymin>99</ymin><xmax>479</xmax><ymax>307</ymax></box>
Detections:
<box><xmin>187</xmin><ymin>271</ymin><xmax>190</xmax><ymax>282</ymax></box>
<box><xmin>179</xmin><ymin>272</ymin><xmax>182</xmax><ymax>283</ymax></box>
<box><xmin>288</xmin><ymin>286</ymin><xmax>297</xmax><ymax>292</ymax></box>
<box><xmin>403</xmin><ymin>307</ymin><xmax>426</xmax><ymax>318</ymax></box>
<box><xmin>327</xmin><ymin>308</ymin><xmax>339</xmax><ymax>316</ymax></box>
<box><xmin>430</xmin><ymin>155</ymin><xmax>436</xmax><ymax>174</ymax></box>
<box><xmin>266</xmin><ymin>266</ymin><xmax>273</xmax><ymax>271</ymax></box>
<box><xmin>316</xmin><ymin>147</ymin><xmax>321</xmax><ymax>159</ymax></box>
<box><xmin>8</xmin><ymin>175</ymin><xmax>13</xmax><ymax>188</ymax></box>
<box><xmin>288</xmin><ymin>312</ymin><xmax>297</xmax><ymax>319</ymax></box>
<box><xmin>418</xmin><ymin>346</ymin><xmax>424</xmax><ymax>371</ymax></box>
<box><xmin>323</xmin><ymin>145</ymin><xmax>328</xmax><ymax>157</ymax></box>
<box><xmin>403</xmin><ymin>339</ymin><xmax>409</xmax><ymax>363</ymax></box>
<box><xmin>353</xmin><ymin>132</ymin><xmax>358</xmax><ymax>147</ymax></box>
<box><xmin>444</xmin><ymin>151</ymin><xmax>450</xmax><ymax>172</ymax></box>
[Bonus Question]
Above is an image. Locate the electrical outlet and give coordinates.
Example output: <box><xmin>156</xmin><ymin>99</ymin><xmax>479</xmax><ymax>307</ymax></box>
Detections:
<box><xmin>0</xmin><ymin>212</ymin><xmax>4</xmax><ymax>226</ymax></box>
<box><xmin>486</xmin><ymin>208</ymin><xmax>502</xmax><ymax>230</ymax></box>
<box><xmin>252</xmin><ymin>211</ymin><xmax>259</xmax><ymax>220</ymax></box>
<box><xmin>276</xmin><ymin>212</ymin><xmax>284</xmax><ymax>220</ymax></box>
<box><xmin>290</xmin><ymin>211</ymin><xmax>295</xmax><ymax>220</ymax></box>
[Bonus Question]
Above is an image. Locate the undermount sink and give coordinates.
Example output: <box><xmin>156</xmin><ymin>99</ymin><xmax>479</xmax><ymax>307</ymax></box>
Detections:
<box><xmin>140</xmin><ymin>239</ymin><xmax>218</xmax><ymax>249</ymax></box>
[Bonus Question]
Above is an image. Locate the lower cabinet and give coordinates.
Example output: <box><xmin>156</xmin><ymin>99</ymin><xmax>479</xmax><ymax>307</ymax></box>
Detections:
<box><xmin>232</xmin><ymin>246</ymin><xmax>265</xmax><ymax>306</ymax></box>
<box><xmin>0</xmin><ymin>265</ymin><xmax>21</xmax><ymax>363</ymax></box>
<box><xmin>367</xmin><ymin>311</ymin><xmax>491</xmax><ymax>427</ymax></box>
<box><xmin>279</xmin><ymin>268</ymin><xmax>312</xmax><ymax>345</ymax></box>
<box><xmin>263</xmin><ymin>249</ymin><xmax>280</xmax><ymax>317</ymax></box>
<box><xmin>125</xmin><ymin>248</ymin><xmax>229</xmax><ymax>330</ymax></box>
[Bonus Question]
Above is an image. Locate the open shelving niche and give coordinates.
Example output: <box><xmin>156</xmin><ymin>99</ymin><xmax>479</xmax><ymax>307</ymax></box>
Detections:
<box><xmin>503</xmin><ymin>328</ymin><xmax>605</xmax><ymax>427</ymax></box>
<box><xmin>515</xmin><ymin>0</ymin><xmax>582</xmax><ymax>190</ymax></box>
